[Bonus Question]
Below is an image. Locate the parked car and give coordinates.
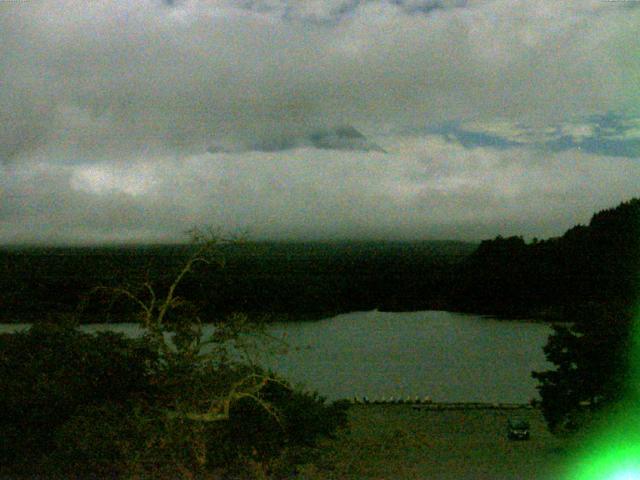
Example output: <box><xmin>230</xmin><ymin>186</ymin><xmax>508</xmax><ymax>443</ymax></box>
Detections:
<box><xmin>507</xmin><ymin>418</ymin><xmax>530</xmax><ymax>440</ymax></box>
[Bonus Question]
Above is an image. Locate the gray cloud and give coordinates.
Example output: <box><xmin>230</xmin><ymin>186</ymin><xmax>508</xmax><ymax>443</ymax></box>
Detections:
<box><xmin>2</xmin><ymin>138</ymin><xmax>638</xmax><ymax>244</ymax></box>
<box><xmin>2</xmin><ymin>0</ymin><xmax>639</xmax><ymax>163</ymax></box>
<box><xmin>1</xmin><ymin>0</ymin><xmax>638</xmax><ymax>243</ymax></box>
<box><xmin>233</xmin><ymin>0</ymin><xmax>468</xmax><ymax>24</ymax></box>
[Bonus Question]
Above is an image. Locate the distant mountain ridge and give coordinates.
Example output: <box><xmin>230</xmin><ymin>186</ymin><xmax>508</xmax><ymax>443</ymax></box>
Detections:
<box><xmin>1</xmin><ymin>199</ymin><xmax>638</xmax><ymax>323</ymax></box>
<box><xmin>208</xmin><ymin>125</ymin><xmax>386</xmax><ymax>154</ymax></box>
<box><xmin>0</xmin><ymin>240</ymin><xmax>475</xmax><ymax>323</ymax></box>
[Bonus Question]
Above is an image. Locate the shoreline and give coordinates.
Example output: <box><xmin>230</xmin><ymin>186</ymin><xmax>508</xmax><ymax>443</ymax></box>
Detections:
<box><xmin>0</xmin><ymin>307</ymin><xmax>564</xmax><ymax>325</ymax></box>
<box><xmin>348</xmin><ymin>400</ymin><xmax>534</xmax><ymax>409</ymax></box>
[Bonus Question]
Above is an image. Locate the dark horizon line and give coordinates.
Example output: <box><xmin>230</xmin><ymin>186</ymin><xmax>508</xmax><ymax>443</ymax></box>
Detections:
<box><xmin>0</xmin><ymin>237</ymin><xmax>485</xmax><ymax>249</ymax></box>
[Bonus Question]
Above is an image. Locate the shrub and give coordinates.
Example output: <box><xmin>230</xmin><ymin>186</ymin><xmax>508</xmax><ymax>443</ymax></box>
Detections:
<box><xmin>0</xmin><ymin>233</ymin><xmax>349</xmax><ymax>478</ymax></box>
<box><xmin>0</xmin><ymin>322</ymin><xmax>158</xmax><ymax>470</ymax></box>
<box><xmin>0</xmin><ymin>323</ymin><xmax>348</xmax><ymax>478</ymax></box>
<box><xmin>200</xmin><ymin>377</ymin><xmax>350</xmax><ymax>472</ymax></box>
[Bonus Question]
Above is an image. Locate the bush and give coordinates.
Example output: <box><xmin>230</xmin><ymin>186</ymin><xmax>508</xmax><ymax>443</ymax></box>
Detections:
<box><xmin>0</xmin><ymin>235</ymin><xmax>349</xmax><ymax>478</ymax></box>
<box><xmin>49</xmin><ymin>402</ymin><xmax>148</xmax><ymax>478</ymax></box>
<box><xmin>203</xmin><ymin>379</ymin><xmax>350</xmax><ymax>472</ymax></box>
<box><xmin>0</xmin><ymin>323</ymin><xmax>349</xmax><ymax>478</ymax></box>
<box><xmin>0</xmin><ymin>322</ymin><xmax>158</xmax><ymax>469</ymax></box>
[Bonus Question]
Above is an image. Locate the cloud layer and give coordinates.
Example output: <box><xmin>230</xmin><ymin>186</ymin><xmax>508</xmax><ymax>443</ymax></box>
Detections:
<box><xmin>2</xmin><ymin>136</ymin><xmax>638</xmax><ymax>243</ymax></box>
<box><xmin>1</xmin><ymin>0</ymin><xmax>638</xmax><ymax>243</ymax></box>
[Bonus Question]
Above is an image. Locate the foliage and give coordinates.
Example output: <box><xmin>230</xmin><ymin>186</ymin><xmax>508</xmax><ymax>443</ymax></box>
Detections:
<box><xmin>532</xmin><ymin>303</ymin><xmax>634</xmax><ymax>433</ymax></box>
<box><xmin>0</xmin><ymin>321</ymin><xmax>158</xmax><ymax>470</ymax></box>
<box><xmin>0</xmin><ymin>241</ymin><xmax>475</xmax><ymax>322</ymax></box>
<box><xmin>6</xmin><ymin>337</ymin><xmax>347</xmax><ymax>478</ymax></box>
<box><xmin>453</xmin><ymin>198</ymin><xmax>640</xmax><ymax>316</ymax></box>
<box><xmin>2</xmin><ymin>198</ymin><xmax>639</xmax><ymax>322</ymax></box>
<box><xmin>49</xmin><ymin>402</ymin><xmax>151</xmax><ymax>478</ymax></box>
<box><xmin>0</xmin><ymin>231</ymin><xmax>349</xmax><ymax>478</ymax></box>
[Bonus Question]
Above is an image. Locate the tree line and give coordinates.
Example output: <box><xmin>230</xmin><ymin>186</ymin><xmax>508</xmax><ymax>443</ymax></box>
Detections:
<box><xmin>0</xmin><ymin>240</ymin><xmax>475</xmax><ymax>323</ymax></box>
<box><xmin>450</xmin><ymin>198</ymin><xmax>640</xmax><ymax>319</ymax></box>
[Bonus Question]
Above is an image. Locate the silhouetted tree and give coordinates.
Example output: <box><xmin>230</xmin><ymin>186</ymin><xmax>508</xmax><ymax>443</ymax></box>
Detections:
<box><xmin>532</xmin><ymin>303</ymin><xmax>634</xmax><ymax>432</ymax></box>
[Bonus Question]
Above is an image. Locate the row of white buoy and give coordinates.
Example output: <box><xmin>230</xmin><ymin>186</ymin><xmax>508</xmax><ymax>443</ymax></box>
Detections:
<box><xmin>349</xmin><ymin>397</ymin><xmax>534</xmax><ymax>409</ymax></box>
<box><xmin>351</xmin><ymin>395</ymin><xmax>432</xmax><ymax>405</ymax></box>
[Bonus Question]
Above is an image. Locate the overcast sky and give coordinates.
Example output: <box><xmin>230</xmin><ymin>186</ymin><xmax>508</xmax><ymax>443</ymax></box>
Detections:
<box><xmin>1</xmin><ymin>0</ymin><xmax>639</xmax><ymax>244</ymax></box>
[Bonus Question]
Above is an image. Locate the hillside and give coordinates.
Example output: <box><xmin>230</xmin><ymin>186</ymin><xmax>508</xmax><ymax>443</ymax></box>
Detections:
<box><xmin>1</xmin><ymin>198</ymin><xmax>638</xmax><ymax>323</ymax></box>
<box><xmin>0</xmin><ymin>240</ymin><xmax>475</xmax><ymax>323</ymax></box>
<box><xmin>449</xmin><ymin>198</ymin><xmax>640</xmax><ymax>319</ymax></box>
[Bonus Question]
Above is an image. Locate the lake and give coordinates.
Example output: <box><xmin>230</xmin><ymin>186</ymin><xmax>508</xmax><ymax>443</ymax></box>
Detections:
<box><xmin>0</xmin><ymin>310</ymin><xmax>553</xmax><ymax>403</ymax></box>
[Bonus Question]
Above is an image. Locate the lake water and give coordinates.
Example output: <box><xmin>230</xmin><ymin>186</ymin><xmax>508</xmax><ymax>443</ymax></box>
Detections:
<box><xmin>0</xmin><ymin>310</ymin><xmax>553</xmax><ymax>403</ymax></box>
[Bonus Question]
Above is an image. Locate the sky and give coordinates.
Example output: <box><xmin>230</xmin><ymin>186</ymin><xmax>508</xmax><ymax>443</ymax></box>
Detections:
<box><xmin>1</xmin><ymin>0</ymin><xmax>639</xmax><ymax>244</ymax></box>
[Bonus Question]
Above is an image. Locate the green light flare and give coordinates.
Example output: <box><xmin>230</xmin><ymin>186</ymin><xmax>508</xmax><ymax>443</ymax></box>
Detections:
<box><xmin>629</xmin><ymin>305</ymin><xmax>640</xmax><ymax>401</ymax></box>
<box><xmin>567</xmin><ymin>305</ymin><xmax>640</xmax><ymax>480</ymax></box>
<box><xmin>611</xmin><ymin>471</ymin><xmax>640</xmax><ymax>480</ymax></box>
<box><xmin>571</xmin><ymin>441</ymin><xmax>640</xmax><ymax>480</ymax></box>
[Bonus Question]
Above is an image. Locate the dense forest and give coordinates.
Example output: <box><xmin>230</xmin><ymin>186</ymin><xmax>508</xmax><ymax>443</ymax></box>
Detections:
<box><xmin>0</xmin><ymin>198</ymin><xmax>638</xmax><ymax>323</ymax></box>
<box><xmin>451</xmin><ymin>198</ymin><xmax>640</xmax><ymax>320</ymax></box>
<box><xmin>0</xmin><ymin>241</ymin><xmax>475</xmax><ymax>323</ymax></box>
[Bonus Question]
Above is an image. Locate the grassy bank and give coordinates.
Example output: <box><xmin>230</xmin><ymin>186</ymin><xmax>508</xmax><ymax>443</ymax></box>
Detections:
<box><xmin>299</xmin><ymin>404</ymin><xmax>575</xmax><ymax>479</ymax></box>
